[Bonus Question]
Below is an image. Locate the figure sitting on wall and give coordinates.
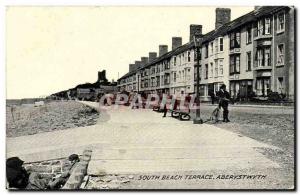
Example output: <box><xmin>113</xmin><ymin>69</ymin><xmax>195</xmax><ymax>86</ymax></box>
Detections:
<box><xmin>217</xmin><ymin>84</ymin><xmax>231</xmax><ymax>123</ymax></box>
<box><xmin>6</xmin><ymin>157</ymin><xmax>49</xmax><ymax>190</ymax></box>
<box><xmin>6</xmin><ymin>154</ymin><xmax>80</xmax><ymax>190</ymax></box>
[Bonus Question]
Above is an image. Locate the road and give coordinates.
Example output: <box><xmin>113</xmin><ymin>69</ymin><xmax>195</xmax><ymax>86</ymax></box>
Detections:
<box><xmin>6</xmin><ymin>101</ymin><xmax>294</xmax><ymax>189</ymax></box>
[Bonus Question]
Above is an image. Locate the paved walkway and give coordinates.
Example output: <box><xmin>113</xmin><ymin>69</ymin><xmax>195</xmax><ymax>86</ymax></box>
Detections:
<box><xmin>7</xmin><ymin>101</ymin><xmax>280</xmax><ymax>175</ymax></box>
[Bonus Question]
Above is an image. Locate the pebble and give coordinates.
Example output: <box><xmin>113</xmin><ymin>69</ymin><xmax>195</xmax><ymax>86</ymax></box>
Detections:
<box><xmin>6</xmin><ymin>101</ymin><xmax>99</xmax><ymax>137</ymax></box>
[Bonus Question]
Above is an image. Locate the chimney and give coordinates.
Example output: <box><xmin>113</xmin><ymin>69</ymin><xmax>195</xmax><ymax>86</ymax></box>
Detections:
<box><xmin>129</xmin><ymin>64</ymin><xmax>136</xmax><ymax>72</ymax></box>
<box><xmin>141</xmin><ymin>57</ymin><xmax>149</xmax><ymax>65</ymax></box>
<box><xmin>171</xmin><ymin>37</ymin><xmax>182</xmax><ymax>50</ymax></box>
<box><xmin>190</xmin><ymin>24</ymin><xmax>202</xmax><ymax>42</ymax></box>
<box><xmin>215</xmin><ymin>8</ymin><xmax>231</xmax><ymax>29</ymax></box>
<box><xmin>149</xmin><ymin>52</ymin><xmax>157</xmax><ymax>62</ymax></box>
<box><xmin>135</xmin><ymin>61</ymin><xmax>142</xmax><ymax>69</ymax></box>
<box><xmin>159</xmin><ymin>45</ymin><xmax>168</xmax><ymax>56</ymax></box>
<box><xmin>254</xmin><ymin>6</ymin><xmax>262</xmax><ymax>11</ymax></box>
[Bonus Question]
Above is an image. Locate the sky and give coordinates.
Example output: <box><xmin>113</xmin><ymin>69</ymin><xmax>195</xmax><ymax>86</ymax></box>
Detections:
<box><xmin>6</xmin><ymin>6</ymin><xmax>254</xmax><ymax>99</ymax></box>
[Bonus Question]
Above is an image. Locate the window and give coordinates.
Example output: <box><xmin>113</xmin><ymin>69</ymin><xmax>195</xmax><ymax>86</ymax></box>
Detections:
<box><xmin>256</xmin><ymin>78</ymin><xmax>270</xmax><ymax>96</ymax></box>
<box><xmin>205</xmin><ymin>64</ymin><xmax>208</xmax><ymax>79</ymax></box>
<box><xmin>277</xmin><ymin>12</ymin><xmax>285</xmax><ymax>33</ymax></box>
<box><xmin>215</xmin><ymin>39</ymin><xmax>218</xmax><ymax>53</ymax></box>
<box><xmin>174</xmin><ymin>57</ymin><xmax>176</xmax><ymax>66</ymax></box>
<box><xmin>187</xmin><ymin>51</ymin><xmax>191</xmax><ymax>62</ymax></box>
<box><xmin>257</xmin><ymin>49</ymin><xmax>263</xmax><ymax>67</ymax></box>
<box><xmin>219</xmin><ymin>37</ymin><xmax>223</xmax><ymax>51</ymax></box>
<box><xmin>236</xmin><ymin>56</ymin><xmax>240</xmax><ymax>72</ymax></box>
<box><xmin>256</xmin><ymin>17</ymin><xmax>272</xmax><ymax>36</ymax></box>
<box><xmin>277</xmin><ymin>44</ymin><xmax>285</xmax><ymax>66</ymax></box>
<box><xmin>265</xmin><ymin>18</ymin><xmax>271</xmax><ymax>34</ymax></box>
<box><xmin>264</xmin><ymin>48</ymin><xmax>271</xmax><ymax>66</ymax></box>
<box><xmin>277</xmin><ymin>77</ymin><xmax>284</xmax><ymax>93</ymax></box>
<box><xmin>230</xmin><ymin>31</ymin><xmax>241</xmax><ymax>49</ymax></box>
<box><xmin>219</xmin><ymin>59</ymin><xmax>223</xmax><ymax>76</ymax></box>
<box><xmin>236</xmin><ymin>32</ymin><xmax>241</xmax><ymax>47</ymax></box>
<box><xmin>210</xmin><ymin>63</ymin><xmax>213</xmax><ymax>78</ymax></box>
<box><xmin>256</xmin><ymin>47</ymin><xmax>271</xmax><ymax>67</ymax></box>
<box><xmin>230</xmin><ymin>55</ymin><xmax>240</xmax><ymax>74</ymax></box>
<box><xmin>210</xmin><ymin>42</ymin><xmax>214</xmax><ymax>55</ymax></box>
<box><xmin>205</xmin><ymin>44</ymin><xmax>209</xmax><ymax>58</ymax></box>
<box><xmin>230</xmin><ymin>56</ymin><xmax>235</xmax><ymax>74</ymax></box>
<box><xmin>246</xmin><ymin>27</ymin><xmax>252</xmax><ymax>44</ymax></box>
<box><xmin>215</xmin><ymin>60</ymin><xmax>218</xmax><ymax>77</ymax></box>
<box><xmin>174</xmin><ymin>72</ymin><xmax>176</xmax><ymax>82</ymax></box>
<box><xmin>246</xmin><ymin>52</ymin><xmax>252</xmax><ymax>71</ymax></box>
<box><xmin>257</xmin><ymin>20</ymin><xmax>264</xmax><ymax>36</ymax></box>
<box><xmin>230</xmin><ymin>33</ymin><xmax>235</xmax><ymax>48</ymax></box>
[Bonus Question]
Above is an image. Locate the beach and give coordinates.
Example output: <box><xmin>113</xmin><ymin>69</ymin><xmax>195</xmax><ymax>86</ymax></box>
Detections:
<box><xmin>6</xmin><ymin>100</ymin><xmax>99</xmax><ymax>137</ymax></box>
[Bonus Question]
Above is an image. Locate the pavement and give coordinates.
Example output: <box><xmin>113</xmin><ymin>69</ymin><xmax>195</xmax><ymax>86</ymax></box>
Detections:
<box><xmin>6</xmin><ymin>101</ymin><xmax>288</xmax><ymax>189</ymax></box>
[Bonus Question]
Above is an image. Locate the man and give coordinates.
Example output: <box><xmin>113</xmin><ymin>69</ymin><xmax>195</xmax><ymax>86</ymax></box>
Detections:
<box><xmin>6</xmin><ymin>154</ymin><xmax>80</xmax><ymax>190</ymax></box>
<box><xmin>6</xmin><ymin>157</ymin><xmax>49</xmax><ymax>190</ymax></box>
<box><xmin>218</xmin><ymin>84</ymin><xmax>231</xmax><ymax>122</ymax></box>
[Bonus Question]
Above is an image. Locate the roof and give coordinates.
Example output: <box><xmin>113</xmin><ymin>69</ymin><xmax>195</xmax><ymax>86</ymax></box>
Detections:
<box><xmin>118</xmin><ymin>6</ymin><xmax>289</xmax><ymax>81</ymax></box>
<box><xmin>201</xmin><ymin>6</ymin><xmax>288</xmax><ymax>43</ymax></box>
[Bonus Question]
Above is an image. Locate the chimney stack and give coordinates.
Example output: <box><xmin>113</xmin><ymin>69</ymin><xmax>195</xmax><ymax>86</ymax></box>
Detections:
<box><xmin>129</xmin><ymin>64</ymin><xmax>136</xmax><ymax>72</ymax></box>
<box><xmin>215</xmin><ymin>8</ymin><xmax>231</xmax><ymax>29</ymax></box>
<box><xmin>172</xmin><ymin>37</ymin><xmax>182</xmax><ymax>50</ymax></box>
<box><xmin>149</xmin><ymin>52</ymin><xmax>157</xmax><ymax>62</ymax></box>
<box><xmin>135</xmin><ymin>61</ymin><xmax>142</xmax><ymax>69</ymax></box>
<box><xmin>254</xmin><ymin>6</ymin><xmax>262</xmax><ymax>11</ymax></box>
<box><xmin>141</xmin><ymin>57</ymin><xmax>149</xmax><ymax>65</ymax></box>
<box><xmin>159</xmin><ymin>45</ymin><xmax>168</xmax><ymax>57</ymax></box>
<box><xmin>189</xmin><ymin>25</ymin><xmax>202</xmax><ymax>42</ymax></box>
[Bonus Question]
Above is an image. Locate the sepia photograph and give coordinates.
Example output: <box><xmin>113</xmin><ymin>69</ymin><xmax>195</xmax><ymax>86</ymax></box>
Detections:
<box><xmin>4</xmin><ymin>3</ymin><xmax>296</xmax><ymax>191</ymax></box>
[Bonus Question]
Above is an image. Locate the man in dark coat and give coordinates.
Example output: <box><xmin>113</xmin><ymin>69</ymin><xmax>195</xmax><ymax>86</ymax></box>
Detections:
<box><xmin>218</xmin><ymin>84</ymin><xmax>231</xmax><ymax>122</ymax></box>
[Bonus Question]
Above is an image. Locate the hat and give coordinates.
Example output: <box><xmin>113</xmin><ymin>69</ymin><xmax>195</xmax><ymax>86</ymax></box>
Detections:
<box><xmin>6</xmin><ymin>157</ymin><xmax>24</xmax><ymax>169</ymax></box>
<box><xmin>220</xmin><ymin>84</ymin><xmax>226</xmax><ymax>89</ymax></box>
<box><xmin>68</xmin><ymin>154</ymin><xmax>79</xmax><ymax>161</ymax></box>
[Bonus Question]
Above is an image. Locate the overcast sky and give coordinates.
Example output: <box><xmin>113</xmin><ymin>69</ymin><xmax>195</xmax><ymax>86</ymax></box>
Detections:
<box><xmin>6</xmin><ymin>6</ymin><xmax>254</xmax><ymax>99</ymax></box>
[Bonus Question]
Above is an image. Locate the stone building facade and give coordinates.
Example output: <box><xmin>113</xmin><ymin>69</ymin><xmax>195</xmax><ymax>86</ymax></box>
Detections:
<box><xmin>117</xmin><ymin>6</ymin><xmax>295</xmax><ymax>101</ymax></box>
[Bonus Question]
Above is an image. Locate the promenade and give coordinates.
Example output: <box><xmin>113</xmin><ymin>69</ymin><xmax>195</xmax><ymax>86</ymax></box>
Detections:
<box><xmin>7</xmin><ymin>101</ymin><xmax>290</xmax><ymax>189</ymax></box>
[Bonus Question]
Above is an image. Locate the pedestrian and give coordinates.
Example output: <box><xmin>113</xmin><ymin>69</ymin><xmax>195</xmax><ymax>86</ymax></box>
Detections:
<box><xmin>218</xmin><ymin>84</ymin><xmax>231</xmax><ymax>122</ymax></box>
<box><xmin>162</xmin><ymin>93</ymin><xmax>171</xmax><ymax>118</ymax></box>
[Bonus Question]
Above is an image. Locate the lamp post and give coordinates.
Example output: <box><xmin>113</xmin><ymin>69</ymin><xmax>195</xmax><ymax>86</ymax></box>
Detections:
<box><xmin>193</xmin><ymin>33</ymin><xmax>203</xmax><ymax>124</ymax></box>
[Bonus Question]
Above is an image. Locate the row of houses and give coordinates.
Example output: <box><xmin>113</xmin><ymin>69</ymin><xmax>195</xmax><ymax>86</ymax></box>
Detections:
<box><xmin>117</xmin><ymin>6</ymin><xmax>295</xmax><ymax>101</ymax></box>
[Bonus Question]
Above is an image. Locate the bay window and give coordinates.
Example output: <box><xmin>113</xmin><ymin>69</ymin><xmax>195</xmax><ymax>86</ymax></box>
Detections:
<box><xmin>230</xmin><ymin>31</ymin><xmax>241</xmax><ymax>49</ymax></box>
<box><xmin>230</xmin><ymin>55</ymin><xmax>240</xmax><ymax>74</ymax></box>
<box><xmin>277</xmin><ymin>12</ymin><xmax>285</xmax><ymax>33</ymax></box>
